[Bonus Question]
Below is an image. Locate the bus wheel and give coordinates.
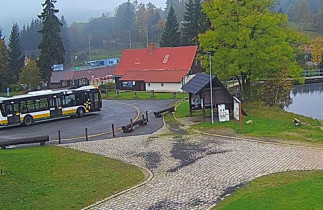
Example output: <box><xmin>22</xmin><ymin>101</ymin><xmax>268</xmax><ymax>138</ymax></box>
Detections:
<box><xmin>77</xmin><ymin>108</ymin><xmax>85</xmax><ymax>118</ymax></box>
<box><xmin>24</xmin><ymin>115</ymin><xmax>33</xmax><ymax>126</ymax></box>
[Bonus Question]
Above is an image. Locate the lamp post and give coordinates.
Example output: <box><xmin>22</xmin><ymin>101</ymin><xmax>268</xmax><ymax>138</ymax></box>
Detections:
<box><xmin>139</xmin><ymin>26</ymin><xmax>148</xmax><ymax>48</ymax></box>
<box><xmin>204</xmin><ymin>51</ymin><xmax>215</xmax><ymax>124</ymax></box>
<box><xmin>125</xmin><ymin>30</ymin><xmax>132</xmax><ymax>49</ymax></box>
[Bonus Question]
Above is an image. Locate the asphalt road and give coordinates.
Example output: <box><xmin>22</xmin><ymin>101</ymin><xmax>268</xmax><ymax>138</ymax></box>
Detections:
<box><xmin>0</xmin><ymin>100</ymin><xmax>177</xmax><ymax>144</ymax></box>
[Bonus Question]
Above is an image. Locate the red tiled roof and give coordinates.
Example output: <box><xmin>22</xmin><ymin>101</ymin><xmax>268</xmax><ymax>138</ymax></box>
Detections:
<box><xmin>120</xmin><ymin>70</ymin><xmax>188</xmax><ymax>83</ymax></box>
<box><xmin>51</xmin><ymin>66</ymin><xmax>116</xmax><ymax>83</ymax></box>
<box><xmin>114</xmin><ymin>45</ymin><xmax>198</xmax><ymax>76</ymax></box>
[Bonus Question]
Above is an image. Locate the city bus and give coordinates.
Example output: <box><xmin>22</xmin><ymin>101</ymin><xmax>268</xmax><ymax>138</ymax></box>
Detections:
<box><xmin>0</xmin><ymin>86</ymin><xmax>102</xmax><ymax>127</ymax></box>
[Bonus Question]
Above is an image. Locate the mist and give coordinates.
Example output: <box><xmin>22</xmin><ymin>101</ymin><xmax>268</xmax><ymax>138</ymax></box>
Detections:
<box><xmin>0</xmin><ymin>0</ymin><xmax>166</xmax><ymax>37</ymax></box>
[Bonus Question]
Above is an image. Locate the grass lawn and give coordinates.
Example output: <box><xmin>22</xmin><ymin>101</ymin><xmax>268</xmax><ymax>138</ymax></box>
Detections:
<box><xmin>176</xmin><ymin>100</ymin><xmax>323</xmax><ymax>144</ymax></box>
<box><xmin>103</xmin><ymin>90</ymin><xmax>188</xmax><ymax>100</ymax></box>
<box><xmin>215</xmin><ymin>170</ymin><xmax>323</xmax><ymax>210</ymax></box>
<box><xmin>0</xmin><ymin>146</ymin><xmax>145</xmax><ymax>210</ymax></box>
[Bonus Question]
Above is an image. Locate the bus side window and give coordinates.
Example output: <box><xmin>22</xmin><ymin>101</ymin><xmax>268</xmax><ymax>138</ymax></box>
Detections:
<box><xmin>20</xmin><ymin>101</ymin><xmax>28</xmax><ymax>114</ymax></box>
<box><xmin>0</xmin><ymin>104</ymin><xmax>5</xmax><ymax>116</ymax></box>
<box><xmin>35</xmin><ymin>98</ymin><xmax>48</xmax><ymax>111</ymax></box>
<box><xmin>27</xmin><ymin>99</ymin><xmax>35</xmax><ymax>113</ymax></box>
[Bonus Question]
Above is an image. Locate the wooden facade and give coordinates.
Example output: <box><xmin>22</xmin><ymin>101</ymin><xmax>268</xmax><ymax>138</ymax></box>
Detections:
<box><xmin>182</xmin><ymin>73</ymin><xmax>234</xmax><ymax>122</ymax></box>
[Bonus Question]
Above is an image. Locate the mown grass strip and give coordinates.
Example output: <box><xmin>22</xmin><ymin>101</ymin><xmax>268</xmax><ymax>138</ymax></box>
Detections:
<box><xmin>215</xmin><ymin>171</ymin><xmax>323</xmax><ymax>210</ymax></box>
<box><xmin>0</xmin><ymin>146</ymin><xmax>144</xmax><ymax>210</ymax></box>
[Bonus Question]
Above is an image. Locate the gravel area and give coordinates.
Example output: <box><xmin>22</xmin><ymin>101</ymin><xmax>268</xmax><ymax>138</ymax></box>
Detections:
<box><xmin>62</xmin><ymin>128</ymin><xmax>323</xmax><ymax>209</ymax></box>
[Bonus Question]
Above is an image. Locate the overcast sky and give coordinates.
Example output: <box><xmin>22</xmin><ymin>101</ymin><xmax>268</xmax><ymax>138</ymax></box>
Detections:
<box><xmin>0</xmin><ymin>0</ymin><xmax>166</xmax><ymax>37</ymax></box>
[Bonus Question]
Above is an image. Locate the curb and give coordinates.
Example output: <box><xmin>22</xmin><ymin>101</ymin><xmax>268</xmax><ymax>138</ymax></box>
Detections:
<box><xmin>196</xmin><ymin>130</ymin><xmax>323</xmax><ymax>151</ymax></box>
<box><xmin>82</xmin><ymin>163</ymin><xmax>154</xmax><ymax>210</ymax></box>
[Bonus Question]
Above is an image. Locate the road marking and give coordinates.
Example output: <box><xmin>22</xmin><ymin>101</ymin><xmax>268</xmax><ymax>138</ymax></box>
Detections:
<box><xmin>52</xmin><ymin>101</ymin><xmax>141</xmax><ymax>142</ymax></box>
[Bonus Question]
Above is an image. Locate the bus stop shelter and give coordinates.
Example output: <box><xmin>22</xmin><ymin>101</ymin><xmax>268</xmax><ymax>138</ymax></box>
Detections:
<box><xmin>181</xmin><ymin>73</ymin><xmax>235</xmax><ymax>122</ymax></box>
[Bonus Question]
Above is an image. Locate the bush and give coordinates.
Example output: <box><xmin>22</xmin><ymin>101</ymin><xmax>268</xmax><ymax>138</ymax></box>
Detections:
<box><xmin>7</xmin><ymin>84</ymin><xmax>23</xmax><ymax>92</ymax></box>
<box><xmin>99</xmin><ymin>82</ymin><xmax>115</xmax><ymax>90</ymax></box>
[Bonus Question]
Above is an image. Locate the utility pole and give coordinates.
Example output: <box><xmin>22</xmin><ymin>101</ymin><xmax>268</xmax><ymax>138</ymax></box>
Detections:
<box><xmin>125</xmin><ymin>30</ymin><xmax>132</xmax><ymax>49</ymax></box>
<box><xmin>140</xmin><ymin>26</ymin><xmax>149</xmax><ymax>48</ymax></box>
<box><xmin>89</xmin><ymin>36</ymin><xmax>92</xmax><ymax>61</ymax></box>
<box><xmin>209</xmin><ymin>53</ymin><xmax>214</xmax><ymax>124</ymax></box>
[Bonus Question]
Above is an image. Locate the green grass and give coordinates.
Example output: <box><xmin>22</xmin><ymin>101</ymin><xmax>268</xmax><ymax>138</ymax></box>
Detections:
<box><xmin>176</xmin><ymin>100</ymin><xmax>323</xmax><ymax>144</ymax></box>
<box><xmin>0</xmin><ymin>146</ymin><xmax>145</xmax><ymax>210</ymax></box>
<box><xmin>215</xmin><ymin>170</ymin><xmax>323</xmax><ymax>210</ymax></box>
<box><xmin>103</xmin><ymin>90</ymin><xmax>188</xmax><ymax>100</ymax></box>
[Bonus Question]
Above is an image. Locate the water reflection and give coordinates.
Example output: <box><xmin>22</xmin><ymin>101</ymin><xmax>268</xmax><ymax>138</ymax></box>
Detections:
<box><xmin>285</xmin><ymin>83</ymin><xmax>323</xmax><ymax>119</ymax></box>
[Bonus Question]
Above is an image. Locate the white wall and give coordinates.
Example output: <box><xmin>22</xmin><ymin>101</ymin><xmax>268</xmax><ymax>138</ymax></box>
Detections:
<box><xmin>146</xmin><ymin>83</ymin><xmax>183</xmax><ymax>92</ymax></box>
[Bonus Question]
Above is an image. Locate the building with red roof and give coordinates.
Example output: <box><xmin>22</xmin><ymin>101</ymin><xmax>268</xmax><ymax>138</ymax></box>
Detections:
<box><xmin>114</xmin><ymin>44</ymin><xmax>203</xmax><ymax>92</ymax></box>
<box><xmin>50</xmin><ymin>66</ymin><xmax>116</xmax><ymax>88</ymax></box>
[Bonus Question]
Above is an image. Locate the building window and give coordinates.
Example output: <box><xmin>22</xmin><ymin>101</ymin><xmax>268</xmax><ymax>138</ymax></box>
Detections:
<box><xmin>148</xmin><ymin>83</ymin><xmax>150</xmax><ymax>87</ymax></box>
<box><xmin>161</xmin><ymin>83</ymin><xmax>164</xmax><ymax>87</ymax></box>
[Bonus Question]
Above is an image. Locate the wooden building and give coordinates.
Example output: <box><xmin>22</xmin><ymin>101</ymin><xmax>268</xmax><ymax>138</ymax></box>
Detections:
<box><xmin>182</xmin><ymin>73</ymin><xmax>235</xmax><ymax>121</ymax></box>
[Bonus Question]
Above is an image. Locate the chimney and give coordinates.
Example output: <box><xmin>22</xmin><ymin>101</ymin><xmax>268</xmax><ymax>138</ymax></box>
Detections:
<box><xmin>148</xmin><ymin>43</ymin><xmax>155</xmax><ymax>54</ymax></box>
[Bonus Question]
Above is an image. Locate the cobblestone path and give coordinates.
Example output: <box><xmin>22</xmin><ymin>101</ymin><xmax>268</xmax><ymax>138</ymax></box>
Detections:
<box><xmin>62</xmin><ymin>130</ymin><xmax>323</xmax><ymax>209</ymax></box>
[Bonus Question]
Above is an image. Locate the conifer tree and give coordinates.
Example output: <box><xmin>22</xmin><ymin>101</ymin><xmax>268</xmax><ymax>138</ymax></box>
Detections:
<box><xmin>60</xmin><ymin>16</ymin><xmax>71</xmax><ymax>64</ymax></box>
<box><xmin>160</xmin><ymin>6</ymin><xmax>181</xmax><ymax>47</ymax></box>
<box><xmin>38</xmin><ymin>0</ymin><xmax>65</xmax><ymax>82</ymax></box>
<box><xmin>181</xmin><ymin>0</ymin><xmax>197</xmax><ymax>46</ymax></box>
<box><xmin>0</xmin><ymin>25</ymin><xmax>4</xmax><ymax>41</ymax></box>
<box><xmin>0</xmin><ymin>39</ymin><xmax>9</xmax><ymax>90</ymax></box>
<box><xmin>8</xmin><ymin>23</ymin><xmax>24</xmax><ymax>83</ymax></box>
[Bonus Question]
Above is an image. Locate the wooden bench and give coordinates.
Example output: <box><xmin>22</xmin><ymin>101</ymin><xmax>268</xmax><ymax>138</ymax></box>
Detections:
<box><xmin>0</xmin><ymin>136</ymin><xmax>49</xmax><ymax>149</ymax></box>
<box><xmin>154</xmin><ymin>106</ymin><xmax>175</xmax><ymax>118</ymax></box>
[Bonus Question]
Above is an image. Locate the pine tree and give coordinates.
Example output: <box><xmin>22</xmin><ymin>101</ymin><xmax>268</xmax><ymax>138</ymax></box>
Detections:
<box><xmin>196</xmin><ymin>0</ymin><xmax>210</xmax><ymax>34</ymax></box>
<box><xmin>181</xmin><ymin>0</ymin><xmax>197</xmax><ymax>46</ymax></box>
<box><xmin>0</xmin><ymin>25</ymin><xmax>4</xmax><ymax>41</ymax></box>
<box><xmin>8</xmin><ymin>23</ymin><xmax>24</xmax><ymax>83</ymax></box>
<box><xmin>160</xmin><ymin>6</ymin><xmax>181</xmax><ymax>47</ymax></box>
<box><xmin>60</xmin><ymin>16</ymin><xmax>71</xmax><ymax>64</ymax></box>
<box><xmin>38</xmin><ymin>0</ymin><xmax>65</xmax><ymax>82</ymax></box>
<box><xmin>0</xmin><ymin>39</ymin><xmax>9</xmax><ymax>90</ymax></box>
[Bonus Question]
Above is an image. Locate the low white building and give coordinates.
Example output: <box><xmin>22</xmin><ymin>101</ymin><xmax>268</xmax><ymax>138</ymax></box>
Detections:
<box><xmin>114</xmin><ymin>44</ymin><xmax>203</xmax><ymax>92</ymax></box>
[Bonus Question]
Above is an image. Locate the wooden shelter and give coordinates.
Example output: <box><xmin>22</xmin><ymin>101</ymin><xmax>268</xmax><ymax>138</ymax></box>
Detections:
<box><xmin>181</xmin><ymin>73</ymin><xmax>234</xmax><ymax>122</ymax></box>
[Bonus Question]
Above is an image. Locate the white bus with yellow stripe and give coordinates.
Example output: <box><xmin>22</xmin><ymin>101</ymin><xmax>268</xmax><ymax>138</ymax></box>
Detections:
<box><xmin>0</xmin><ymin>86</ymin><xmax>102</xmax><ymax>127</ymax></box>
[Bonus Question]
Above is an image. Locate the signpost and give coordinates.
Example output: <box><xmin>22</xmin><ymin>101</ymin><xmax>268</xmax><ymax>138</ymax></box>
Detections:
<box><xmin>233</xmin><ymin>96</ymin><xmax>242</xmax><ymax>130</ymax></box>
<box><xmin>6</xmin><ymin>88</ymin><xmax>9</xmax><ymax>97</ymax></box>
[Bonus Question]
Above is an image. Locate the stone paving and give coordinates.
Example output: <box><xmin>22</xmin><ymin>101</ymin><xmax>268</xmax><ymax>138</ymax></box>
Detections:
<box><xmin>62</xmin><ymin>128</ymin><xmax>323</xmax><ymax>209</ymax></box>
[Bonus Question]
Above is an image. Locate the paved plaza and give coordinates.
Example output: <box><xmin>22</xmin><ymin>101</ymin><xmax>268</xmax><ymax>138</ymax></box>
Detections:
<box><xmin>62</xmin><ymin>127</ymin><xmax>323</xmax><ymax>209</ymax></box>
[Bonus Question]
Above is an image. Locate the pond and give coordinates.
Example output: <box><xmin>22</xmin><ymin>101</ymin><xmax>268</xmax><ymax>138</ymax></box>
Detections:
<box><xmin>285</xmin><ymin>83</ymin><xmax>323</xmax><ymax>120</ymax></box>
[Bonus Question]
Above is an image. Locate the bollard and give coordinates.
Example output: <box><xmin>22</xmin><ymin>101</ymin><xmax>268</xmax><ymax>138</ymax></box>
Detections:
<box><xmin>112</xmin><ymin>124</ymin><xmax>116</xmax><ymax>138</ymax></box>
<box><xmin>151</xmin><ymin>90</ymin><xmax>154</xmax><ymax>97</ymax></box>
<box><xmin>146</xmin><ymin>111</ymin><xmax>149</xmax><ymax>122</ymax></box>
<box><xmin>134</xmin><ymin>92</ymin><xmax>137</xmax><ymax>98</ymax></box>
<box><xmin>58</xmin><ymin>130</ymin><xmax>61</xmax><ymax>144</ymax></box>
<box><xmin>130</xmin><ymin>119</ymin><xmax>133</xmax><ymax>131</ymax></box>
<box><xmin>85</xmin><ymin>128</ymin><xmax>88</xmax><ymax>141</ymax></box>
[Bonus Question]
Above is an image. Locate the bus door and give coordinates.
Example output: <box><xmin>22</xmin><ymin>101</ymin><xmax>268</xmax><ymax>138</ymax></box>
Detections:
<box><xmin>49</xmin><ymin>96</ymin><xmax>63</xmax><ymax>118</ymax></box>
<box><xmin>5</xmin><ymin>101</ymin><xmax>20</xmax><ymax>125</ymax></box>
<box><xmin>86</xmin><ymin>90</ymin><xmax>101</xmax><ymax>112</ymax></box>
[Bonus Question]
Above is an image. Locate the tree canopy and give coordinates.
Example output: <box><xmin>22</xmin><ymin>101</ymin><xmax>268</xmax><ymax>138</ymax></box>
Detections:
<box><xmin>38</xmin><ymin>0</ymin><xmax>65</xmax><ymax>82</ymax></box>
<box><xmin>0</xmin><ymin>39</ymin><xmax>9</xmax><ymax>90</ymax></box>
<box><xmin>8</xmin><ymin>23</ymin><xmax>24</xmax><ymax>83</ymax></box>
<box><xmin>19</xmin><ymin>60</ymin><xmax>42</xmax><ymax>90</ymax></box>
<box><xmin>199</xmin><ymin>0</ymin><xmax>306</xmax><ymax>99</ymax></box>
<box><xmin>160</xmin><ymin>5</ymin><xmax>181</xmax><ymax>47</ymax></box>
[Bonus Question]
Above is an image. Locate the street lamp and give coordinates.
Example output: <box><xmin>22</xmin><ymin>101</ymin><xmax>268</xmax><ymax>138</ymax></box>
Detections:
<box><xmin>139</xmin><ymin>26</ymin><xmax>148</xmax><ymax>48</ymax></box>
<box><xmin>204</xmin><ymin>51</ymin><xmax>215</xmax><ymax>124</ymax></box>
<box><xmin>125</xmin><ymin>30</ymin><xmax>132</xmax><ymax>49</ymax></box>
